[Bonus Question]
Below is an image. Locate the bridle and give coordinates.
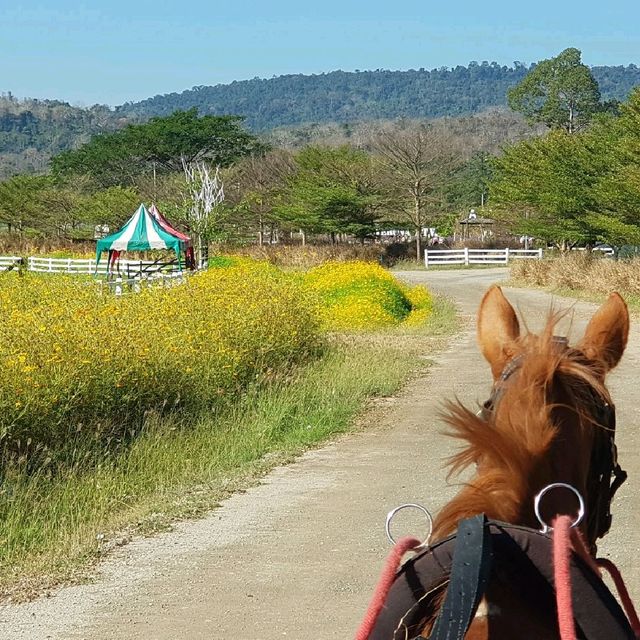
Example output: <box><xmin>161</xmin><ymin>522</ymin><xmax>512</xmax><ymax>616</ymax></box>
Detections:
<box><xmin>363</xmin><ymin>337</ymin><xmax>634</xmax><ymax>640</ymax></box>
<box><xmin>479</xmin><ymin>337</ymin><xmax>627</xmax><ymax>548</ymax></box>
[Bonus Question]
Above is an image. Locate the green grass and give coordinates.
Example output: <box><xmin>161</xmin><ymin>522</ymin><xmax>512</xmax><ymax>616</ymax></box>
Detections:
<box><xmin>390</xmin><ymin>260</ymin><xmax>509</xmax><ymax>272</ymax></box>
<box><xmin>0</xmin><ymin>295</ymin><xmax>458</xmax><ymax>601</ymax></box>
<box><xmin>389</xmin><ymin>259</ymin><xmax>427</xmax><ymax>271</ymax></box>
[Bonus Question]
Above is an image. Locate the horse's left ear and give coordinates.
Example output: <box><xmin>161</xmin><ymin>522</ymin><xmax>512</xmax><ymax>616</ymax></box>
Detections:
<box><xmin>478</xmin><ymin>285</ymin><xmax>521</xmax><ymax>379</ymax></box>
<box><xmin>578</xmin><ymin>293</ymin><xmax>629</xmax><ymax>371</ymax></box>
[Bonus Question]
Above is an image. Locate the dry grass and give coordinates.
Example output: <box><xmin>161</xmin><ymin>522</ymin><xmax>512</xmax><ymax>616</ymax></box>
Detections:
<box><xmin>510</xmin><ymin>253</ymin><xmax>640</xmax><ymax>305</ymax></box>
<box><xmin>0</xmin><ymin>234</ymin><xmax>95</xmax><ymax>257</ymax></box>
<box><xmin>214</xmin><ymin>243</ymin><xmax>384</xmax><ymax>268</ymax></box>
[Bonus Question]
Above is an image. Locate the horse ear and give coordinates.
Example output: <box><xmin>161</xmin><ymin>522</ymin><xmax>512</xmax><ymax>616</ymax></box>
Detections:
<box><xmin>477</xmin><ymin>286</ymin><xmax>520</xmax><ymax>379</ymax></box>
<box><xmin>578</xmin><ymin>293</ymin><xmax>629</xmax><ymax>371</ymax></box>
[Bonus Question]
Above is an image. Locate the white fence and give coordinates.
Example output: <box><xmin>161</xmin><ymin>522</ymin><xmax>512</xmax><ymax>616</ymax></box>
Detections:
<box><xmin>97</xmin><ymin>271</ymin><xmax>186</xmax><ymax>296</ymax></box>
<box><xmin>0</xmin><ymin>256</ymin><xmax>24</xmax><ymax>272</ymax></box>
<box><xmin>0</xmin><ymin>255</ymin><xmax>193</xmax><ymax>296</ymax></box>
<box><xmin>26</xmin><ymin>256</ymin><xmax>184</xmax><ymax>276</ymax></box>
<box><xmin>424</xmin><ymin>247</ymin><xmax>543</xmax><ymax>268</ymax></box>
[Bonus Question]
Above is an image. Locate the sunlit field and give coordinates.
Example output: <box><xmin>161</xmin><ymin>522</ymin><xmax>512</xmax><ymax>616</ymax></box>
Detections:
<box><xmin>0</xmin><ymin>259</ymin><xmax>453</xmax><ymax>600</ymax></box>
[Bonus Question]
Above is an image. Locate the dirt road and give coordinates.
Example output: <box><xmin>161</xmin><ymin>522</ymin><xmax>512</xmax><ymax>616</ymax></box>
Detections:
<box><xmin>3</xmin><ymin>269</ymin><xmax>639</xmax><ymax>639</ymax></box>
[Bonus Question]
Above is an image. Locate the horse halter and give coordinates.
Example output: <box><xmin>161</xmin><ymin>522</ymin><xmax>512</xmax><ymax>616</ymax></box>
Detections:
<box><xmin>479</xmin><ymin>336</ymin><xmax>627</xmax><ymax>546</ymax></box>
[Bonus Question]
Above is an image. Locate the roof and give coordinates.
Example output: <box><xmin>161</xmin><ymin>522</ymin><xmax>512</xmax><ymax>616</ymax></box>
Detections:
<box><xmin>459</xmin><ymin>216</ymin><xmax>495</xmax><ymax>224</ymax></box>
<box><xmin>96</xmin><ymin>204</ymin><xmax>186</xmax><ymax>262</ymax></box>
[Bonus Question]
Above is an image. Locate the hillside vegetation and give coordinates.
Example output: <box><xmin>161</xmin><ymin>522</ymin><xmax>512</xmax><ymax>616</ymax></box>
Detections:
<box><xmin>118</xmin><ymin>63</ymin><xmax>640</xmax><ymax>129</ymax></box>
<box><xmin>0</xmin><ymin>95</ymin><xmax>124</xmax><ymax>178</ymax></box>
<box><xmin>1</xmin><ymin>61</ymin><xmax>639</xmax><ymax>178</ymax></box>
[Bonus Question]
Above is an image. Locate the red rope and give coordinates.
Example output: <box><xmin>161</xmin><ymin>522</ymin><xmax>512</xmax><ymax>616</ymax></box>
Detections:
<box><xmin>358</xmin><ymin>519</ymin><xmax>640</xmax><ymax>640</ymax></box>
<box><xmin>355</xmin><ymin>536</ymin><xmax>421</xmax><ymax>640</ymax></box>
<box><xmin>553</xmin><ymin>515</ymin><xmax>576</xmax><ymax>640</ymax></box>
<box><xmin>596</xmin><ymin>558</ymin><xmax>640</xmax><ymax>638</ymax></box>
<box><xmin>553</xmin><ymin>515</ymin><xmax>640</xmax><ymax>640</ymax></box>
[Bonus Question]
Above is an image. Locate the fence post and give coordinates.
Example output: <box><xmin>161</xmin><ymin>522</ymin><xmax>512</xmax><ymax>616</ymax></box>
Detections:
<box><xmin>67</xmin><ymin>258</ymin><xmax>72</xmax><ymax>273</ymax></box>
<box><xmin>464</xmin><ymin>247</ymin><xmax>469</xmax><ymax>266</ymax></box>
<box><xmin>505</xmin><ymin>247</ymin><xmax>510</xmax><ymax>264</ymax></box>
<box><xmin>424</xmin><ymin>249</ymin><xmax>429</xmax><ymax>269</ymax></box>
<box><xmin>538</xmin><ymin>248</ymin><xmax>543</xmax><ymax>260</ymax></box>
<box><xmin>48</xmin><ymin>258</ymin><xmax>53</xmax><ymax>273</ymax></box>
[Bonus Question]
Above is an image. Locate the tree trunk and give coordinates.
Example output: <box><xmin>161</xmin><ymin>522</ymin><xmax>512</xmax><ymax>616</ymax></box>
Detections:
<box><xmin>568</xmin><ymin>105</ymin><xmax>574</xmax><ymax>134</ymax></box>
<box><xmin>414</xmin><ymin>192</ymin><xmax>422</xmax><ymax>262</ymax></box>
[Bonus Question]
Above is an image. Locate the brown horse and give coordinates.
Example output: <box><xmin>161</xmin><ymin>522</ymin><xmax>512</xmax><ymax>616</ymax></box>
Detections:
<box><xmin>416</xmin><ymin>286</ymin><xmax>630</xmax><ymax>639</ymax></box>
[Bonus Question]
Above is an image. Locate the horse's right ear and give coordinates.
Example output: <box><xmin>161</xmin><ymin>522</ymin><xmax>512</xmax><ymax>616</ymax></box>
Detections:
<box><xmin>578</xmin><ymin>292</ymin><xmax>629</xmax><ymax>372</ymax></box>
<box><xmin>477</xmin><ymin>286</ymin><xmax>520</xmax><ymax>379</ymax></box>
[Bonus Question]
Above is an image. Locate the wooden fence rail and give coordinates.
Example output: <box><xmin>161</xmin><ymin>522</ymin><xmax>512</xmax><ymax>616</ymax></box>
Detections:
<box><xmin>424</xmin><ymin>247</ymin><xmax>543</xmax><ymax>268</ymax></box>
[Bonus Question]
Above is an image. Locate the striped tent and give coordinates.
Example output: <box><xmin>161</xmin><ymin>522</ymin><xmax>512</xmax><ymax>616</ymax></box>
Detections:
<box><xmin>96</xmin><ymin>204</ymin><xmax>186</xmax><ymax>265</ymax></box>
<box><xmin>149</xmin><ymin>203</ymin><xmax>192</xmax><ymax>247</ymax></box>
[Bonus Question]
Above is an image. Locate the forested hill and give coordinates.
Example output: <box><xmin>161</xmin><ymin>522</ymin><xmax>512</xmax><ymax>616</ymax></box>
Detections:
<box><xmin>2</xmin><ymin>62</ymin><xmax>640</xmax><ymax>178</ymax></box>
<box><xmin>0</xmin><ymin>95</ymin><xmax>124</xmax><ymax>177</ymax></box>
<box><xmin>117</xmin><ymin>63</ymin><xmax>640</xmax><ymax>130</ymax></box>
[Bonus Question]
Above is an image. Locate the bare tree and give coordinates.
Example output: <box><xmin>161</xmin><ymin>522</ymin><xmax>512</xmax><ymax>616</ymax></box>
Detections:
<box><xmin>228</xmin><ymin>150</ymin><xmax>295</xmax><ymax>245</ymax></box>
<box><xmin>372</xmin><ymin>121</ymin><xmax>462</xmax><ymax>260</ymax></box>
<box><xmin>182</xmin><ymin>159</ymin><xmax>225</xmax><ymax>265</ymax></box>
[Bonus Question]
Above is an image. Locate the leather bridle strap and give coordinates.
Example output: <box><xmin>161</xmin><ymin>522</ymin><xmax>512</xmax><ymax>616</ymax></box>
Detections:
<box><xmin>416</xmin><ymin>514</ymin><xmax>493</xmax><ymax>640</ymax></box>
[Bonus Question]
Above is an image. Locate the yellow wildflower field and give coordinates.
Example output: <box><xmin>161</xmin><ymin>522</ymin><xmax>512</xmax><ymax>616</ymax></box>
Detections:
<box><xmin>301</xmin><ymin>260</ymin><xmax>432</xmax><ymax>330</ymax></box>
<box><xmin>0</xmin><ymin>259</ymin><xmax>431</xmax><ymax>460</ymax></box>
<box><xmin>0</xmin><ymin>264</ymin><xmax>321</xmax><ymax>458</ymax></box>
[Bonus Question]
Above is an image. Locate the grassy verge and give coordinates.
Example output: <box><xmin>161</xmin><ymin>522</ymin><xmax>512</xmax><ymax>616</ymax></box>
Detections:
<box><xmin>390</xmin><ymin>260</ymin><xmax>510</xmax><ymax>272</ymax></box>
<box><xmin>0</xmin><ymin>295</ymin><xmax>458</xmax><ymax>602</ymax></box>
<box><xmin>508</xmin><ymin>254</ymin><xmax>640</xmax><ymax>313</ymax></box>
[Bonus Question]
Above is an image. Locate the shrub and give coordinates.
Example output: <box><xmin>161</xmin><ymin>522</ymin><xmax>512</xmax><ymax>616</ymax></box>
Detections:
<box><xmin>301</xmin><ymin>260</ymin><xmax>432</xmax><ymax>331</ymax></box>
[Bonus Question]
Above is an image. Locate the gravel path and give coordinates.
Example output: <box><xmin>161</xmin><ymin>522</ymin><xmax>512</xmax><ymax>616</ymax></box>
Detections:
<box><xmin>2</xmin><ymin>268</ymin><xmax>639</xmax><ymax>640</ymax></box>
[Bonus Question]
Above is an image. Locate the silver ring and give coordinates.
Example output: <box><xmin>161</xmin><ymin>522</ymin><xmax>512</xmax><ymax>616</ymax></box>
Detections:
<box><xmin>385</xmin><ymin>503</ymin><xmax>433</xmax><ymax>548</ymax></box>
<box><xmin>534</xmin><ymin>483</ymin><xmax>585</xmax><ymax>534</ymax></box>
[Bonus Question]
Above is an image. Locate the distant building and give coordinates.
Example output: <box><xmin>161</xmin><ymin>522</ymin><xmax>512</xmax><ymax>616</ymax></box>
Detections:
<box><xmin>94</xmin><ymin>225</ymin><xmax>110</xmax><ymax>239</ymax></box>
<box><xmin>454</xmin><ymin>211</ymin><xmax>495</xmax><ymax>242</ymax></box>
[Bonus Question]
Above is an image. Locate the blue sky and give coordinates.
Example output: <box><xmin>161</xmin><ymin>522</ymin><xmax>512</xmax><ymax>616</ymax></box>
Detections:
<box><xmin>3</xmin><ymin>0</ymin><xmax>639</xmax><ymax>106</ymax></box>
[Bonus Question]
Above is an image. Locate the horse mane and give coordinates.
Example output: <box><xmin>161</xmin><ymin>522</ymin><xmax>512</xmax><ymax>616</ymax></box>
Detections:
<box><xmin>432</xmin><ymin>311</ymin><xmax>611</xmax><ymax>540</ymax></box>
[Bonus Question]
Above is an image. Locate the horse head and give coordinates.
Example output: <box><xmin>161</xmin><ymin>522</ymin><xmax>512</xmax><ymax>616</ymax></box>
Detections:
<box><xmin>431</xmin><ymin>286</ymin><xmax>628</xmax><ymax>550</ymax></box>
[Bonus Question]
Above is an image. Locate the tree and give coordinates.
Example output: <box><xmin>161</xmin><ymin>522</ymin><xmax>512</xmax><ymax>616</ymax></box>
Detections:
<box><xmin>587</xmin><ymin>89</ymin><xmax>640</xmax><ymax>244</ymax></box>
<box><xmin>73</xmin><ymin>186</ymin><xmax>141</xmax><ymax>229</ymax></box>
<box><xmin>508</xmin><ymin>48</ymin><xmax>602</xmax><ymax>133</ymax></box>
<box><xmin>275</xmin><ymin>146</ymin><xmax>384</xmax><ymax>242</ymax></box>
<box><xmin>180</xmin><ymin>160</ymin><xmax>226</xmax><ymax>261</ymax></box>
<box><xmin>51</xmin><ymin>109</ymin><xmax>264</xmax><ymax>188</ymax></box>
<box><xmin>372</xmin><ymin>122</ymin><xmax>461</xmax><ymax>260</ymax></box>
<box><xmin>0</xmin><ymin>175</ymin><xmax>83</xmax><ymax>236</ymax></box>
<box><xmin>447</xmin><ymin>151</ymin><xmax>494</xmax><ymax>209</ymax></box>
<box><xmin>490</xmin><ymin>131</ymin><xmax>603</xmax><ymax>249</ymax></box>
<box><xmin>228</xmin><ymin>150</ymin><xmax>296</xmax><ymax>245</ymax></box>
